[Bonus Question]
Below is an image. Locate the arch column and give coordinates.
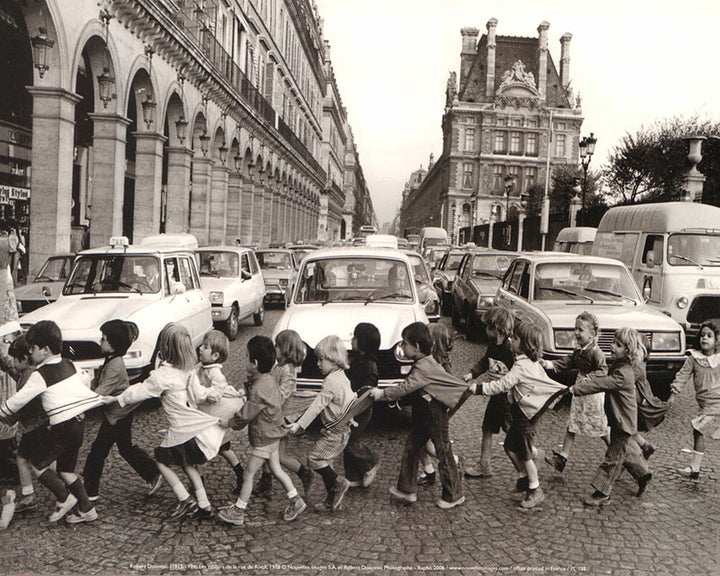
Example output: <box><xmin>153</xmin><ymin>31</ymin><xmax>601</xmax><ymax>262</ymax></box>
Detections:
<box><xmin>252</xmin><ymin>179</ymin><xmax>265</xmax><ymax>245</ymax></box>
<box><xmin>209</xmin><ymin>164</ymin><xmax>230</xmax><ymax>245</ymax></box>
<box><xmin>165</xmin><ymin>146</ymin><xmax>193</xmax><ymax>233</ymax></box>
<box><xmin>226</xmin><ymin>171</ymin><xmax>242</xmax><ymax>244</ymax></box>
<box><xmin>133</xmin><ymin>131</ymin><xmax>166</xmax><ymax>242</ymax></box>
<box><xmin>27</xmin><ymin>87</ymin><xmax>81</xmax><ymax>274</ymax></box>
<box><xmin>262</xmin><ymin>184</ymin><xmax>273</xmax><ymax>245</ymax></box>
<box><xmin>190</xmin><ymin>156</ymin><xmax>213</xmax><ymax>245</ymax></box>
<box><xmin>271</xmin><ymin>189</ymin><xmax>281</xmax><ymax>244</ymax></box>
<box><xmin>87</xmin><ymin>111</ymin><xmax>131</xmax><ymax>248</ymax></box>
<box><xmin>240</xmin><ymin>175</ymin><xmax>254</xmax><ymax>246</ymax></box>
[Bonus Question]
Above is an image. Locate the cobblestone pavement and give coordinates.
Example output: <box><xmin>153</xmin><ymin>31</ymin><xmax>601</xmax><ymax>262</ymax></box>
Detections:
<box><xmin>0</xmin><ymin>313</ymin><xmax>718</xmax><ymax>576</ymax></box>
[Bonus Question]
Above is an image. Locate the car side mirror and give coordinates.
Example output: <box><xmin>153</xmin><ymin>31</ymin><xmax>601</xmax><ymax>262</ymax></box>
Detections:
<box><xmin>241</xmin><ymin>269</ymin><xmax>251</xmax><ymax>281</ymax></box>
<box><xmin>42</xmin><ymin>286</ymin><xmax>52</xmax><ymax>301</ymax></box>
<box><xmin>646</xmin><ymin>251</ymin><xmax>655</xmax><ymax>269</ymax></box>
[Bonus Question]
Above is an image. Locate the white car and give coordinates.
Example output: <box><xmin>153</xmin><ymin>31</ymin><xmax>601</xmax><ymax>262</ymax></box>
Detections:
<box><xmin>272</xmin><ymin>247</ymin><xmax>430</xmax><ymax>390</ymax></box>
<box><xmin>255</xmin><ymin>248</ymin><xmax>298</xmax><ymax>308</ymax></box>
<box><xmin>196</xmin><ymin>246</ymin><xmax>266</xmax><ymax>340</ymax></box>
<box><xmin>20</xmin><ymin>237</ymin><xmax>212</xmax><ymax>381</ymax></box>
<box><xmin>15</xmin><ymin>253</ymin><xmax>75</xmax><ymax>314</ymax></box>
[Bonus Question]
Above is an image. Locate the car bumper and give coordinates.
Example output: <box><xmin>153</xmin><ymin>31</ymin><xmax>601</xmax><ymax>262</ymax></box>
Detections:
<box><xmin>263</xmin><ymin>289</ymin><xmax>287</xmax><ymax>302</ymax></box>
<box><xmin>211</xmin><ymin>305</ymin><xmax>232</xmax><ymax>322</ymax></box>
<box><xmin>543</xmin><ymin>350</ymin><xmax>685</xmax><ymax>377</ymax></box>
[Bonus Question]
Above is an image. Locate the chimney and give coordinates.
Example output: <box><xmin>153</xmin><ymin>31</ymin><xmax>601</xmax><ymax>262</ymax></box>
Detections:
<box><xmin>560</xmin><ymin>33</ymin><xmax>572</xmax><ymax>88</ymax></box>
<box><xmin>485</xmin><ymin>18</ymin><xmax>498</xmax><ymax>97</ymax></box>
<box><xmin>459</xmin><ymin>27</ymin><xmax>479</xmax><ymax>93</ymax></box>
<box><xmin>536</xmin><ymin>21</ymin><xmax>550</xmax><ymax>101</ymax></box>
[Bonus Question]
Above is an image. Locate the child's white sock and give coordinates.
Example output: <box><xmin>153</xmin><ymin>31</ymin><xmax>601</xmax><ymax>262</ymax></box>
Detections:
<box><xmin>424</xmin><ymin>463</ymin><xmax>435</xmax><ymax>474</ymax></box>
<box><xmin>286</xmin><ymin>488</ymin><xmax>298</xmax><ymax>499</ymax></box>
<box><xmin>168</xmin><ymin>479</ymin><xmax>190</xmax><ymax>502</ymax></box>
<box><xmin>234</xmin><ymin>499</ymin><xmax>248</xmax><ymax>510</ymax></box>
<box><xmin>691</xmin><ymin>450</ymin><xmax>704</xmax><ymax>472</ymax></box>
<box><xmin>21</xmin><ymin>485</ymin><xmax>34</xmax><ymax>497</ymax></box>
<box><xmin>528</xmin><ymin>480</ymin><xmax>540</xmax><ymax>490</ymax></box>
<box><xmin>194</xmin><ymin>487</ymin><xmax>210</xmax><ymax>509</ymax></box>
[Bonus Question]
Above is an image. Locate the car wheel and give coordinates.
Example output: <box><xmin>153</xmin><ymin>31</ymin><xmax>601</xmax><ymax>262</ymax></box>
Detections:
<box><xmin>253</xmin><ymin>304</ymin><xmax>265</xmax><ymax>326</ymax></box>
<box><xmin>451</xmin><ymin>300</ymin><xmax>461</xmax><ymax>327</ymax></box>
<box><xmin>224</xmin><ymin>305</ymin><xmax>239</xmax><ymax>341</ymax></box>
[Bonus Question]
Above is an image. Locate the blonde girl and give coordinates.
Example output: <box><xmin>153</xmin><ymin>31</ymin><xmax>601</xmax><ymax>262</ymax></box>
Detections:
<box><xmin>669</xmin><ymin>320</ymin><xmax>720</xmax><ymax>479</ymax></box>
<box><xmin>286</xmin><ymin>335</ymin><xmax>356</xmax><ymax>512</ymax></box>
<box><xmin>104</xmin><ymin>323</ymin><xmax>225</xmax><ymax>519</ymax></box>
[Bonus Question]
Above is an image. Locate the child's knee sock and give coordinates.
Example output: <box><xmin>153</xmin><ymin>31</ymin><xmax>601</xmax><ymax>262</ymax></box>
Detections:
<box><xmin>233</xmin><ymin>462</ymin><xmax>244</xmax><ymax>478</ymax></box>
<box><xmin>194</xmin><ymin>486</ymin><xmax>210</xmax><ymax>509</ymax></box>
<box><xmin>316</xmin><ymin>466</ymin><xmax>337</xmax><ymax>493</ymax></box>
<box><xmin>691</xmin><ymin>450</ymin><xmax>704</xmax><ymax>472</ymax></box>
<box><xmin>67</xmin><ymin>478</ymin><xmax>93</xmax><ymax>513</ymax></box>
<box><xmin>38</xmin><ymin>469</ymin><xmax>69</xmax><ymax>502</ymax></box>
<box><xmin>167</xmin><ymin>477</ymin><xmax>191</xmax><ymax>502</ymax></box>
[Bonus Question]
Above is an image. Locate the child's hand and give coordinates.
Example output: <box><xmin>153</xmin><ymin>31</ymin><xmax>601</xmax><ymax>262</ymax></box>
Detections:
<box><xmin>667</xmin><ymin>393</ymin><xmax>676</xmax><ymax>406</ymax></box>
<box><xmin>207</xmin><ymin>390</ymin><xmax>221</xmax><ymax>403</ymax></box>
<box><xmin>101</xmin><ymin>395</ymin><xmax>118</xmax><ymax>405</ymax></box>
<box><xmin>463</xmin><ymin>373</ymin><xmax>473</xmax><ymax>383</ymax></box>
<box><xmin>369</xmin><ymin>388</ymin><xmax>385</xmax><ymax>401</ymax></box>
<box><xmin>284</xmin><ymin>422</ymin><xmax>301</xmax><ymax>435</ymax></box>
<box><xmin>565</xmin><ymin>386</ymin><xmax>574</xmax><ymax>396</ymax></box>
<box><xmin>468</xmin><ymin>382</ymin><xmax>477</xmax><ymax>394</ymax></box>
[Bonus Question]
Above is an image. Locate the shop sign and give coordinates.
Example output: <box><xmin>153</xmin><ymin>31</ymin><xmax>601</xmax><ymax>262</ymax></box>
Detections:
<box><xmin>0</xmin><ymin>185</ymin><xmax>30</xmax><ymax>204</ymax></box>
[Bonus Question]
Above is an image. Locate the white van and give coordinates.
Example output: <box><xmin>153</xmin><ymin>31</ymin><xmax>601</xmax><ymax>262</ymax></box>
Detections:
<box><xmin>553</xmin><ymin>227</ymin><xmax>597</xmax><ymax>255</ymax></box>
<box><xmin>419</xmin><ymin>227</ymin><xmax>449</xmax><ymax>253</ymax></box>
<box><xmin>592</xmin><ymin>202</ymin><xmax>720</xmax><ymax>339</ymax></box>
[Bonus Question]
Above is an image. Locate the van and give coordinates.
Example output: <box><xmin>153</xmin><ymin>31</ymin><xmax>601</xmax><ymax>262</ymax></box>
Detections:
<box><xmin>365</xmin><ymin>234</ymin><xmax>399</xmax><ymax>249</ymax></box>
<box><xmin>419</xmin><ymin>227</ymin><xmax>449</xmax><ymax>253</ymax></box>
<box><xmin>553</xmin><ymin>227</ymin><xmax>596</xmax><ymax>254</ymax></box>
<box><xmin>592</xmin><ymin>202</ymin><xmax>720</xmax><ymax>339</ymax></box>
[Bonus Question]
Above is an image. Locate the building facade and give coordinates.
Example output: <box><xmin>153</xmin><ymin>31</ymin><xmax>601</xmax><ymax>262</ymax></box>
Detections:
<box><xmin>400</xmin><ymin>19</ymin><xmax>583</xmax><ymax>246</ymax></box>
<box><xmin>1</xmin><ymin>0</ymin><xmax>373</xmax><ymax>275</ymax></box>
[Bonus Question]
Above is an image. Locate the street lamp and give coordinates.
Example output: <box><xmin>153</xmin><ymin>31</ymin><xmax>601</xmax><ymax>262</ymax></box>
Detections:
<box><xmin>578</xmin><ymin>132</ymin><xmax>597</xmax><ymax>226</ymax></box>
<box><xmin>503</xmin><ymin>174</ymin><xmax>515</xmax><ymax>219</ymax></box>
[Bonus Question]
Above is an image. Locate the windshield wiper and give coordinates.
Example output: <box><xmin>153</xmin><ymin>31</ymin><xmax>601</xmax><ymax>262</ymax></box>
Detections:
<box><xmin>364</xmin><ymin>293</ymin><xmax>413</xmax><ymax>305</ymax></box>
<box><xmin>584</xmin><ymin>287</ymin><xmax>636</xmax><ymax>304</ymax></box>
<box><xmin>116</xmin><ymin>281</ymin><xmax>142</xmax><ymax>294</ymax></box>
<box><xmin>673</xmin><ymin>254</ymin><xmax>704</xmax><ymax>269</ymax></box>
<box><xmin>320</xmin><ymin>295</ymin><xmax>369</xmax><ymax>306</ymax></box>
<box><xmin>539</xmin><ymin>286</ymin><xmax>593</xmax><ymax>302</ymax></box>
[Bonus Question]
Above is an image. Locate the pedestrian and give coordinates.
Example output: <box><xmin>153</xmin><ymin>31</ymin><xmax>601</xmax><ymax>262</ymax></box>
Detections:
<box><xmin>0</xmin><ymin>320</ymin><xmax>103</xmax><ymax>523</ymax></box>
<box><xmin>371</xmin><ymin>322</ymin><xmax>467</xmax><ymax>509</ymax></box>
<box><xmin>217</xmin><ymin>336</ymin><xmax>306</xmax><ymax>526</ymax></box>
<box><xmin>82</xmin><ymin>320</ymin><xmax>162</xmax><ymax>502</ymax></box>
<box><xmin>463</xmin><ymin>306</ymin><xmax>515</xmax><ymax>478</ymax></box>
<box><xmin>193</xmin><ymin>330</ymin><xmax>246</xmax><ymax>495</ymax></box>
<box><xmin>343</xmin><ymin>322</ymin><xmax>381</xmax><ymax>489</ymax></box>
<box><xmin>568</xmin><ymin>327</ymin><xmax>652</xmax><ymax>506</ymax></box>
<box><xmin>102</xmin><ymin>323</ymin><xmax>226</xmax><ymax>519</ymax></box>
<box><xmin>542</xmin><ymin>311</ymin><xmax>610</xmax><ymax>473</ymax></box>
<box><xmin>470</xmin><ymin>319</ymin><xmax>565</xmax><ymax>509</ymax></box>
<box><xmin>668</xmin><ymin>320</ymin><xmax>720</xmax><ymax>480</ymax></box>
<box><xmin>286</xmin><ymin>335</ymin><xmax>356</xmax><ymax>512</ymax></box>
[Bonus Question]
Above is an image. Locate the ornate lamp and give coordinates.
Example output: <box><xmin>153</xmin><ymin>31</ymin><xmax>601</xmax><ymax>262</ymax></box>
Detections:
<box><xmin>199</xmin><ymin>131</ymin><xmax>210</xmax><ymax>157</ymax></box>
<box><xmin>31</xmin><ymin>27</ymin><xmax>54</xmax><ymax>78</ymax></box>
<box><xmin>141</xmin><ymin>96</ymin><xmax>156</xmax><ymax>129</ymax></box>
<box><xmin>97</xmin><ymin>68</ymin><xmax>115</xmax><ymax>108</ymax></box>
<box><xmin>218</xmin><ymin>142</ymin><xmax>228</xmax><ymax>165</ymax></box>
<box><xmin>175</xmin><ymin>116</ymin><xmax>188</xmax><ymax>144</ymax></box>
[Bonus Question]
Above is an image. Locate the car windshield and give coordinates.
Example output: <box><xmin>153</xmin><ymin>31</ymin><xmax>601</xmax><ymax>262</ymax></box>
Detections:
<box><xmin>294</xmin><ymin>257</ymin><xmax>414</xmax><ymax>304</ymax></box>
<box><xmin>257</xmin><ymin>251</ymin><xmax>293</xmax><ymax>271</ymax></box>
<box><xmin>667</xmin><ymin>234</ymin><xmax>720</xmax><ymax>267</ymax></box>
<box><xmin>472</xmin><ymin>254</ymin><xmax>514</xmax><ymax>278</ymax></box>
<box><xmin>35</xmin><ymin>257</ymin><xmax>72</xmax><ymax>282</ymax></box>
<box><xmin>63</xmin><ymin>255</ymin><xmax>162</xmax><ymax>295</ymax></box>
<box><xmin>533</xmin><ymin>262</ymin><xmax>639</xmax><ymax>302</ymax></box>
<box><xmin>408</xmin><ymin>256</ymin><xmax>430</xmax><ymax>283</ymax></box>
<box><xmin>198</xmin><ymin>251</ymin><xmax>239</xmax><ymax>277</ymax></box>
<box><xmin>445</xmin><ymin>253</ymin><xmax>465</xmax><ymax>271</ymax></box>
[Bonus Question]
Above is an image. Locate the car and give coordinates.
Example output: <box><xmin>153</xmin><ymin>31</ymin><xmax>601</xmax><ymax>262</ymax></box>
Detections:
<box><xmin>19</xmin><ymin>236</ymin><xmax>212</xmax><ymax>382</ymax></box>
<box><xmin>196</xmin><ymin>246</ymin><xmax>266</xmax><ymax>340</ymax></box>
<box><xmin>553</xmin><ymin>227</ymin><xmax>597</xmax><ymax>254</ymax></box>
<box><xmin>494</xmin><ymin>252</ymin><xmax>686</xmax><ymax>394</ymax></box>
<box><xmin>451</xmin><ymin>250</ymin><xmax>520</xmax><ymax>339</ymax></box>
<box><xmin>403</xmin><ymin>250</ymin><xmax>441</xmax><ymax>322</ymax></box>
<box><xmin>286</xmin><ymin>243</ymin><xmax>320</xmax><ymax>264</ymax></box>
<box><xmin>422</xmin><ymin>245</ymin><xmax>449</xmax><ymax>270</ymax></box>
<box><xmin>271</xmin><ymin>247</ymin><xmax>430</xmax><ymax>390</ymax></box>
<box><xmin>255</xmin><ymin>248</ymin><xmax>299</xmax><ymax>308</ymax></box>
<box><xmin>14</xmin><ymin>253</ymin><xmax>75</xmax><ymax>314</ymax></box>
<box><xmin>432</xmin><ymin>248</ymin><xmax>470</xmax><ymax>315</ymax></box>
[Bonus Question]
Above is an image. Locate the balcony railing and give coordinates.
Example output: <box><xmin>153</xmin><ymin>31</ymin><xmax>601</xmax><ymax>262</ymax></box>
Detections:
<box><xmin>278</xmin><ymin>116</ymin><xmax>325</xmax><ymax>180</ymax></box>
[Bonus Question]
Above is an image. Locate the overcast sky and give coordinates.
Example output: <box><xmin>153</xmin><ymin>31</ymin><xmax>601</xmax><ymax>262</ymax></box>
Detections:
<box><xmin>313</xmin><ymin>0</ymin><xmax>720</xmax><ymax>226</ymax></box>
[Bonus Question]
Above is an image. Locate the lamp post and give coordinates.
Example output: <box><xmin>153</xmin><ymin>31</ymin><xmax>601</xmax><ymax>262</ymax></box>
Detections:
<box><xmin>578</xmin><ymin>132</ymin><xmax>597</xmax><ymax>226</ymax></box>
<box><xmin>503</xmin><ymin>174</ymin><xmax>514</xmax><ymax>220</ymax></box>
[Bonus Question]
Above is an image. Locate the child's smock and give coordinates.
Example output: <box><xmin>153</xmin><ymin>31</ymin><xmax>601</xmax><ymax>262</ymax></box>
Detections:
<box><xmin>671</xmin><ymin>350</ymin><xmax>720</xmax><ymax>438</ymax></box>
<box><xmin>192</xmin><ymin>363</ymin><xmax>245</xmax><ymax>421</ymax></box>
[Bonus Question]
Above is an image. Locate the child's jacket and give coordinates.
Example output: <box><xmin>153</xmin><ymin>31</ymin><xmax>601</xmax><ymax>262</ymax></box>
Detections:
<box><xmin>13</xmin><ymin>365</ymin><xmax>47</xmax><ymax>432</ymax></box>
<box><xmin>93</xmin><ymin>355</ymin><xmax>137</xmax><ymax>425</ymax></box>
<box><xmin>383</xmin><ymin>355</ymin><xmax>468</xmax><ymax>409</ymax></box>
<box><xmin>231</xmin><ymin>372</ymin><xmax>285</xmax><ymax>447</ymax></box>
<box><xmin>297</xmin><ymin>368</ymin><xmax>355</xmax><ymax>430</ymax></box>
<box><xmin>670</xmin><ymin>350</ymin><xmax>720</xmax><ymax>414</ymax></box>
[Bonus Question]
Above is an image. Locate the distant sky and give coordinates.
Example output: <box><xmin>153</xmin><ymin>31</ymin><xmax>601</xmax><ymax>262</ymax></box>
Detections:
<box><xmin>313</xmin><ymin>0</ymin><xmax>720</xmax><ymax>225</ymax></box>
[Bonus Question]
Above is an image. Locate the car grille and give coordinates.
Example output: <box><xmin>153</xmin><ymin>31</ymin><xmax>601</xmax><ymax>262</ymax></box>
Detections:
<box><xmin>299</xmin><ymin>345</ymin><xmax>405</xmax><ymax>380</ymax></box>
<box><xmin>62</xmin><ymin>341</ymin><xmax>103</xmax><ymax>361</ymax></box>
<box><xmin>687</xmin><ymin>296</ymin><xmax>720</xmax><ymax>325</ymax></box>
<box><xmin>597</xmin><ymin>329</ymin><xmax>652</xmax><ymax>355</ymax></box>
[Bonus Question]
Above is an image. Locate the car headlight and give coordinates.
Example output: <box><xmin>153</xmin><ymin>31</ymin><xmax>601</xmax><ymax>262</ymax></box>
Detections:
<box><xmin>124</xmin><ymin>350</ymin><xmax>143</xmax><ymax>359</ymax></box>
<box><xmin>676</xmin><ymin>296</ymin><xmax>689</xmax><ymax>309</ymax></box>
<box><xmin>476</xmin><ymin>295</ymin><xmax>494</xmax><ymax>309</ymax></box>
<box><xmin>279</xmin><ymin>278</ymin><xmax>288</xmax><ymax>287</ymax></box>
<box><xmin>209</xmin><ymin>291</ymin><xmax>224</xmax><ymax>305</ymax></box>
<box><xmin>394</xmin><ymin>341</ymin><xmax>407</xmax><ymax>362</ymax></box>
<box><xmin>554</xmin><ymin>329</ymin><xmax>575</xmax><ymax>350</ymax></box>
<box><xmin>651</xmin><ymin>331</ymin><xmax>681</xmax><ymax>352</ymax></box>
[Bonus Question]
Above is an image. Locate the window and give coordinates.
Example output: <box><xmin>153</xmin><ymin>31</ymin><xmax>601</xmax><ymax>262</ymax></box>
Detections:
<box><xmin>525</xmin><ymin>133</ymin><xmax>538</xmax><ymax>156</ymax></box>
<box><xmin>527</xmin><ymin>118</ymin><xmax>538</xmax><ymax>128</ymax></box>
<box><xmin>241</xmin><ymin>253</ymin><xmax>251</xmax><ymax>275</ymax></box>
<box><xmin>510</xmin><ymin>117</ymin><xmax>524</xmax><ymax>127</ymax></box>
<box><xmin>494</xmin><ymin>131</ymin><xmax>507</xmax><ymax>154</ymax></box>
<box><xmin>642</xmin><ymin>235</ymin><xmax>664</xmax><ymax>266</ymax></box>
<box><xmin>464</xmin><ymin>128</ymin><xmax>475</xmax><ymax>152</ymax></box>
<box><xmin>493</xmin><ymin>166</ymin><xmax>504</xmax><ymax>192</ymax></box>
<box><xmin>508</xmin><ymin>166</ymin><xmax>520</xmax><ymax>187</ymax></box>
<box><xmin>510</xmin><ymin>132</ymin><xmax>522</xmax><ymax>155</ymax></box>
<box><xmin>497</xmin><ymin>116</ymin><xmax>507</xmax><ymax>126</ymax></box>
<box><xmin>462</xmin><ymin>163</ymin><xmax>474</xmax><ymax>189</ymax></box>
<box><xmin>555</xmin><ymin>134</ymin><xmax>566</xmax><ymax>157</ymax></box>
<box><xmin>525</xmin><ymin>167</ymin><xmax>537</xmax><ymax>190</ymax></box>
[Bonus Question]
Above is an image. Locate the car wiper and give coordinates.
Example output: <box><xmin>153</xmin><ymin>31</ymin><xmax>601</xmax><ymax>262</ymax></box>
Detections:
<box><xmin>320</xmin><ymin>295</ymin><xmax>369</xmax><ymax>306</ymax></box>
<box><xmin>539</xmin><ymin>286</ymin><xmax>593</xmax><ymax>302</ymax></box>
<box><xmin>364</xmin><ymin>293</ymin><xmax>413</xmax><ymax>305</ymax></box>
<box><xmin>673</xmin><ymin>254</ymin><xmax>703</xmax><ymax>269</ymax></box>
<box><xmin>584</xmin><ymin>287</ymin><xmax>636</xmax><ymax>304</ymax></box>
<box><xmin>116</xmin><ymin>281</ymin><xmax>142</xmax><ymax>294</ymax></box>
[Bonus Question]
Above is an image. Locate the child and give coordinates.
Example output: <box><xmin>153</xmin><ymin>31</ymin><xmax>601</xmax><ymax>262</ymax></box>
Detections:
<box><xmin>668</xmin><ymin>320</ymin><xmax>720</xmax><ymax>479</ymax></box>
<box><xmin>470</xmin><ymin>319</ymin><xmax>564</xmax><ymax>509</ymax></box>
<box><xmin>217</xmin><ymin>336</ymin><xmax>305</xmax><ymax>525</ymax></box>
<box><xmin>194</xmin><ymin>330</ymin><xmax>245</xmax><ymax>494</ymax></box>
<box><xmin>542</xmin><ymin>312</ymin><xmax>609</xmax><ymax>473</ymax></box>
<box><xmin>569</xmin><ymin>327</ymin><xmax>652</xmax><ymax>506</ymax></box>
<box><xmin>286</xmin><ymin>335</ymin><xmax>356</xmax><ymax>512</ymax></box>
<box><xmin>371</xmin><ymin>322</ymin><xmax>467</xmax><ymax>509</ymax></box>
<box><xmin>344</xmin><ymin>323</ymin><xmax>381</xmax><ymax>488</ymax></box>
<box><xmin>0</xmin><ymin>320</ymin><xmax>103</xmax><ymax>523</ymax></box>
<box><xmin>82</xmin><ymin>320</ymin><xmax>161</xmax><ymax>501</ymax></box>
<box><xmin>463</xmin><ymin>306</ymin><xmax>515</xmax><ymax>478</ymax></box>
<box><xmin>104</xmin><ymin>323</ymin><xmax>225</xmax><ymax>519</ymax></box>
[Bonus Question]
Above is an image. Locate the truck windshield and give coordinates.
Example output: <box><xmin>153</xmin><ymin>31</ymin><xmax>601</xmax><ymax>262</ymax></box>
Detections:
<box><xmin>667</xmin><ymin>234</ymin><xmax>720</xmax><ymax>266</ymax></box>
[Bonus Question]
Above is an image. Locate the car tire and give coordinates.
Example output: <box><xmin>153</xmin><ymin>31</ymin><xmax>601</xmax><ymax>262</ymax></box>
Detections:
<box><xmin>253</xmin><ymin>304</ymin><xmax>265</xmax><ymax>326</ymax></box>
<box><xmin>224</xmin><ymin>305</ymin><xmax>239</xmax><ymax>341</ymax></box>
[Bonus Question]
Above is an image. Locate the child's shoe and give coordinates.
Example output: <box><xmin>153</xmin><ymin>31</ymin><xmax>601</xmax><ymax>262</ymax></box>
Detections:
<box><xmin>362</xmin><ymin>463</ymin><xmax>380</xmax><ymax>488</ymax></box>
<box><xmin>283</xmin><ymin>497</ymin><xmax>307</xmax><ymax>521</ymax></box>
<box><xmin>194</xmin><ymin>505</ymin><xmax>214</xmax><ymax>519</ymax></box>
<box><xmin>66</xmin><ymin>507</ymin><xmax>98</xmax><ymax>524</ymax></box>
<box><xmin>170</xmin><ymin>497</ymin><xmax>198</xmax><ymax>519</ymax></box>
<box><xmin>14</xmin><ymin>494</ymin><xmax>37</xmax><ymax>512</ymax></box>
<box><xmin>436</xmin><ymin>495</ymin><xmax>466</xmax><ymax>509</ymax></box>
<box><xmin>520</xmin><ymin>487</ymin><xmax>545</xmax><ymax>509</ymax></box>
<box><xmin>314</xmin><ymin>491</ymin><xmax>334</xmax><ymax>513</ymax></box>
<box><xmin>678</xmin><ymin>466</ymin><xmax>700</xmax><ymax>480</ymax></box>
<box><xmin>389</xmin><ymin>486</ymin><xmax>417</xmax><ymax>504</ymax></box>
<box><xmin>147</xmin><ymin>474</ymin><xmax>163</xmax><ymax>496</ymax></box>
<box><xmin>464</xmin><ymin>462</ymin><xmax>493</xmax><ymax>478</ymax></box>
<box><xmin>678</xmin><ymin>449</ymin><xmax>703</xmax><ymax>479</ymax></box>
<box><xmin>545</xmin><ymin>450</ymin><xmax>567</xmax><ymax>473</ymax></box>
<box><xmin>256</xmin><ymin>472</ymin><xmax>273</xmax><ymax>499</ymax></box>
<box><xmin>636</xmin><ymin>472</ymin><xmax>652</xmax><ymax>497</ymax></box>
<box><xmin>217</xmin><ymin>504</ymin><xmax>245</xmax><ymax>525</ymax></box>
<box><xmin>417</xmin><ymin>471</ymin><xmax>436</xmax><ymax>486</ymax></box>
<box><xmin>48</xmin><ymin>493</ymin><xmax>78</xmax><ymax>522</ymax></box>
<box><xmin>641</xmin><ymin>443</ymin><xmax>655</xmax><ymax>460</ymax></box>
<box><xmin>583</xmin><ymin>491</ymin><xmax>610</xmax><ymax>507</ymax></box>
<box><xmin>332</xmin><ymin>477</ymin><xmax>350</xmax><ymax>510</ymax></box>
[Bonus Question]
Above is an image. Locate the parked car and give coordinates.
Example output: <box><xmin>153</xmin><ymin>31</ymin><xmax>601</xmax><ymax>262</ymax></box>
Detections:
<box><xmin>286</xmin><ymin>243</ymin><xmax>319</xmax><ymax>264</ymax></box>
<box><xmin>255</xmin><ymin>248</ymin><xmax>298</xmax><ymax>308</ymax></box>
<box><xmin>403</xmin><ymin>250</ymin><xmax>441</xmax><ymax>322</ymax></box>
<box><xmin>451</xmin><ymin>250</ymin><xmax>520</xmax><ymax>339</ymax></box>
<box><xmin>553</xmin><ymin>227</ymin><xmax>596</xmax><ymax>254</ymax></box>
<box><xmin>494</xmin><ymin>252</ymin><xmax>686</xmax><ymax>394</ymax></box>
<box><xmin>422</xmin><ymin>245</ymin><xmax>449</xmax><ymax>270</ymax></box>
<box><xmin>196</xmin><ymin>246</ymin><xmax>266</xmax><ymax>340</ymax></box>
<box><xmin>432</xmin><ymin>248</ymin><xmax>471</xmax><ymax>315</ymax></box>
<box><xmin>14</xmin><ymin>253</ymin><xmax>75</xmax><ymax>314</ymax></box>
<box><xmin>19</xmin><ymin>236</ymin><xmax>212</xmax><ymax>381</ymax></box>
<box><xmin>272</xmin><ymin>247</ymin><xmax>429</xmax><ymax>390</ymax></box>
